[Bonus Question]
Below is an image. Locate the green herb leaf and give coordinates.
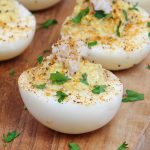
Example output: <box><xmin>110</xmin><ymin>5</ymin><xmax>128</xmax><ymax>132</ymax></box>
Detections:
<box><xmin>92</xmin><ymin>85</ymin><xmax>106</xmax><ymax>94</ymax></box>
<box><xmin>80</xmin><ymin>73</ymin><xmax>89</xmax><ymax>85</ymax></box>
<box><xmin>68</xmin><ymin>143</ymin><xmax>80</xmax><ymax>150</ymax></box>
<box><xmin>116</xmin><ymin>21</ymin><xmax>122</xmax><ymax>37</ymax></box>
<box><xmin>148</xmin><ymin>32</ymin><xmax>150</xmax><ymax>38</ymax></box>
<box><xmin>122</xmin><ymin>90</ymin><xmax>144</xmax><ymax>102</ymax></box>
<box><xmin>40</xmin><ymin>19</ymin><xmax>57</xmax><ymax>29</ymax></box>
<box><xmin>34</xmin><ymin>83</ymin><xmax>46</xmax><ymax>89</ymax></box>
<box><xmin>147</xmin><ymin>22</ymin><xmax>150</xmax><ymax>27</ymax></box>
<box><xmin>122</xmin><ymin>10</ymin><xmax>128</xmax><ymax>22</ymax></box>
<box><xmin>94</xmin><ymin>10</ymin><xmax>112</xmax><ymax>19</ymax></box>
<box><xmin>129</xmin><ymin>2</ymin><xmax>139</xmax><ymax>11</ymax></box>
<box><xmin>146</xmin><ymin>64</ymin><xmax>150</xmax><ymax>70</ymax></box>
<box><xmin>9</xmin><ymin>69</ymin><xmax>15</xmax><ymax>77</ymax></box>
<box><xmin>50</xmin><ymin>71</ymin><xmax>70</xmax><ymax>85</ymax></box>
<box><xmin>56</xmin><ymin>91</ymin><xmax>68</xmax><ymax>103</ymax></box>
<box><xmin>117</xmin><ymin>142</ymin><xmax>128</xmax><ymax>150</ymax></box>
<box><xmin>3</xmin><ymin>131</ymin><xmax>20</xmax><ymax>143</ymax></box>
<box><xmin>88</xmin><ymin>41</ymin><xmax>97</xmax><ymax>47</ymax></box>
<box><xmin>37</xmin><ymin>56</ymin><xmax>43</xmax><ymax>64</ymax></box>
<box><xmin>72</xmin><ymin>7</ymin><xmax>89</xmax><ymax>24</ymax></box>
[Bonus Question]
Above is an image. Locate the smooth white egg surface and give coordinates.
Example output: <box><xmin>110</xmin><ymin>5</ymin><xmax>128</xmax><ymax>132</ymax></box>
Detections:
<box><xmin>0</xmin><ymin>0</ymin><xmax>36</xmax><ymax>61</ymax></box>
<box><xmin>18</xmin><ymin>37</ymin><xmax>123</xmax><ymax>134</ymax></box>
<box><xmin>18</xmin><ymin>0</ymin><xmax>61</xmax><ymax>11</ymax></box>
<box><xmin>61</xmin><ymin>0</ymin><xmax>150</xmax><ymax>70</ymax></box>
<box><xmin>128</xmin><ymin>0</ymin><xmax>150</xmax><ymax>14</ymax></box>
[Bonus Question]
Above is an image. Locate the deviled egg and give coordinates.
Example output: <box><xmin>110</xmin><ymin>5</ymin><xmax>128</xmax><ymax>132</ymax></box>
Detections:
<box><xmin>18</xmin><ymin>0</ymin><xmax>62</xmax><ymax>11</ymax></box>
<box><xmin>0</xmin><ymin>0</ymin><xmax>36</xmax><ymax>61</ymax></box>
<box><xmin>18</xmin><ymin>37</ymin><xmax>123</xmax><ymax>134</ymax></box>
<box><xmin>61</xmin><ymin>0</ymin><xmax>150</xmax><ymax>70</ymax></box>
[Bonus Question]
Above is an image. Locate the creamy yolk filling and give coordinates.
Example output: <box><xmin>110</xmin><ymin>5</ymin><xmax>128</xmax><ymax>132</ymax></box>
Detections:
<box><xmin>62</xmin><ymin>0</ymin><xmax>150</xmax><ymax>51</ymax></box>
<box><xmin>0</xmin><ymin>0</ymin><xmax>19</xmax><ymax>26</ymax></box>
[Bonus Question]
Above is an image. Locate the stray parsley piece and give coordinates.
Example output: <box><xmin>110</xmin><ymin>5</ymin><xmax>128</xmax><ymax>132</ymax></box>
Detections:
<box><xmin>147</xmin><ymin>22</ymin><xmax>150</xmax><ymax>27</ymax></box>
<box><xmin>116</xmin><ymin>21</ymin><xmax>122</xmax><ymax>37</ymax></box>
<box><xmin>122</xmin><ymin>9</ymin><xmax>128</xmax><ymax>22</ymax></box>
<box><xmin>56</xmin><ymin>91</ymin><xmax>68</xmax><ymax>103</ymax></box>
<box><xmin>34</xmin><ymin>83</ymin><xmax>46</xmax><ymax>89</ymax></box>
<box><xmin>40</xmin><ymin>19</ymin><xmax>58</xmax><ymax>29</ymax></box>
<box><xmin>117</xmin><ymin>142</ymin><xmax>128</xmax><ymax>150</ymax></box>
<box><xmin>80</xmin><ymin>73</ymin><xmax>89</xmax><ymax>85</ymax></box>
<box><xmin>94</xmin><ymin>10</ymin><xmax>112</xmax><ymax>19</ymax></box>
<box><xmin>146</xmin><ymin>64</ymin><xmax>150</xmax><ymax>70</ymax></box>
<box><xmin>92</xmin><ymin>85</ymin><xmax>107</xmax><ymax>94</ymax></box>
<box><xmin>68</xmin><ymin>143</ymin><xmax>80</xmax><ymax>150</ymax></box>
<box><xmin>3</xmin><ymin>131</ymin><xmax>20</xmax><ymax>143</ymax></box>
<box><xmin>37</xmin><ymin>56</ymin><xmax>43</xmax><ymax>64</ymax></box>
<box><xmin>88</xmin><ymin>41</ymin><xmax>97</xmax><ymax>47</ymax></box>
<box><xmin>72</xmin><ymin>7</ymin><xmax>89</xmax><ymax>24</ymax></box>
<box><xmin>9</xmin><ymin>69</ymin><xmax>15</xmax><ymax>77</ymax></box>
<box><xmin>122</xmin><ymin>90</ymin><xmax>144</xmax><ymax>102</ymax></box>
<box><xmin>50</xmin><ymin>71</ymin><xmax>70</xmax><ymax>85</ymax></box>
<box><xmin>148</xmin><ymin>32</ymin><xmax>150</xmax><ymax>38</ymax></box>
<box><xmin>129</xmin><ymin>2</ymin><xmax>139</xmax><ymax>11</ymax></box>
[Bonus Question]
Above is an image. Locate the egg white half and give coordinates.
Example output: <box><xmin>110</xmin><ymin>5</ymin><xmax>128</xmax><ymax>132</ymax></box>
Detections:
<box><xmin>18</xmin><ymin>0</ymin><xmax>61</xmax><ymax>11</ymax></box>
<box><xmin>18</xmin><ymin>69</ymin><xmax>123</xmax><ymax>134</ymax></box>
<box><xmin>0</xmin><ymin>0</ymin><xmax>36</xmax><ymax>61</ymax></box>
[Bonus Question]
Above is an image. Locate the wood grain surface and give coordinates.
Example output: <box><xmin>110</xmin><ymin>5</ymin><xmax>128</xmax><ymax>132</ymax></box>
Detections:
<box><xmin>0</xmin><ymin>0</ymin><xmax>150</xmax><ymax>149</ymax></box>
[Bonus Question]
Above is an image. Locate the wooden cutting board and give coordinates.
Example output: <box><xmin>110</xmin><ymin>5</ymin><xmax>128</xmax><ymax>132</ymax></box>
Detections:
<box><xmin>0</xmin><ymin>0</ymin><xmax>150</xmax><ymax>149</ymax></box>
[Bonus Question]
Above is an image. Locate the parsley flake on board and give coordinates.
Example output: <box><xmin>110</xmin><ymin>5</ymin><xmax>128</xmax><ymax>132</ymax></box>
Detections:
<box><xmin>94</xmin><ymin>10</ymin><xmax>112</xmax><ymax>19</ymax></box>
<box><xmin>40</xmin><ymin>19</ymin><xmax>58</xmax><ymax>29</ymax></box>
<box><xmin>146</xmin><ymin>64</ymin><xmax>150</xmax><ymax>70</ymax></box>
<box><xmin>3</xmin><ymin>131</ymin><xmax>20</xmax><ymax>143</ymax></box>
<box><xmin>56</xmin><ymin>91</ymin><xmax>68</xmax><ymax>103</ymax></box>
<box><xmin>80</xmin><ymin>73</ymin><xmax>89</xmax><ymax>85</ymax></box>
<box><xmin>117</xmin><ymin>142</ymin><xmax>128</xmax><ymax>150</ymax></box>
<box><xmin>34</xmin><ymin>83</ymin><xmax>46</xmax><ymax>89</ymax></box>
<box><xmin>129</xmin><ymin>2</ymin><xmax>139</xmax><ymax>11</ymax></box>
<box><xmin>88</xmin><ymin>41</ymin><xmax>97</xmax><ymax>47</ymax></box>
<box><xmin>122</xmin><ymin>90</ymin><xmax>144</xmax><ymax>102</ymax></box>
<box><xmin>37</xmin><ymin>56</ymin><xmax>43</xmax><ymax>64</ymax></box>
<box><xmin>72</xmin><ymin>7</ymin><xmax>89</xmax><ymax>24</ymax></box>
<box><xmin>116</xmin><ymin>21</ymin><xmax>122</xmax><ymax>37</ymax></box>
<box><xmin>122</xmin><ymin>9</ymin><xmax>128</xmax><ymax>22</ymax></box>
<box><xmin>9</xmin><ymin>69</ymin><xmax>15</xmax><ymax>77</ymax></box>
<box><xmin>50</xmin><ymin>71</ymin><xmax>70</xmax><ymax>85</ymax></box>
<box><xmin>92</xmin><ymin>85</ymin><xmax>107</xmax><ymax>94</ymax></box>
<box><xmin>68</xmin><ymin>142</ymin><xmax>80</xmax><ymax>150</ymax></box>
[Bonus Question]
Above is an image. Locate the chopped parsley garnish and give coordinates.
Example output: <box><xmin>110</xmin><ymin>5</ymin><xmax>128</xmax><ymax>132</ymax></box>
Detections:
<box><xmin>56</xmin><ymin>91</ymin><xmax>68</xmax><ymax>103</ymax></box>
<box><xmin>129</xmin><ymin>2</ymin><xmax>139</xmax><ymax>11</ymax></box>
<box><xmin>50</xmin><ymin>71</ymin><xmax>70</xmax><ymax>85</ymax></box>
<box><xmin>9</xmin><ymin>69</ymin><xmax>15</xmax><ymax>77</ymax></box>
<box><xmin>117</xmin><ymin>142</ymin><xmax>128</xmax><ymax>150</ymax></box>
<box><xmin>92</xmin><ymin>85</ymin><xmax>106</xmax><ymax>94</ymax></box>
<box><xmin>3</xmin><ymin>131</ymin><xmax>20</xmax><ymax>143</ymax></box>
<box><xmin>80</xmin><ymin>73</ymin><xmax>89</xmax><ymax>85</ymax></box>
<box><xmin>147</xmin><ymin>22</ymin><xmax>150</xmax><ymax>27</ymax></box>
<box><xmin>88</xmin><ymin>41</ymin><xmax>97</xmax><ymax>47</ymax></box>
<box><xmin>72</xmin><ymin>7</ymin><xmax>89</xmax><ymax>24</ymax></box>
<box><xmin>40</xmin><ymin>19</ymin><xmax>58</xmax><ymax>29</ymax></box>
<box><xmin>122</xmin><ymin>90</ymin><xmax>144</xmax><ymax>102</ymax></box>
<box><xmin>146</xmin><ymin>64</ymin><xmax>150</xmax><ymax>70</ymax></box>
<box><xmin>94</xmin><ymin>10</ymin><xmax>112</xmax><ymax>19</ymax></box>
<box><xmin>34</xmin><ymin>83</ymin><xmax>46</xmax><ymax>89</ymax></box>
<box><xmin>148</xmin><ymin>32</ymin><xmax>150</xmax><ymax>38</ymax></box>
<box><xmin>122</xmin><ymin>10</ymin><xmax>128</xmax><ymax>22</ymax></box>
<box><xmin>116</xmin><ymin>21</ymin><xmax>122</xmax><ymax>37</ymax></box>
<box><xmin>68</xmin><ymin>142</ymin><xmax>80</xmax><ymax>150</ymax></box>
<box><xmin>37</xmin><ymin>56</ymin><xmax>43</xmax><ymax>64</ymax></box>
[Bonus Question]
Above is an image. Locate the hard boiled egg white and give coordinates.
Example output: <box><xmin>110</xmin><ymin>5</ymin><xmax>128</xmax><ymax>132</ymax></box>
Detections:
<box><xmin>0</xmin><ymin>0</ymin><xmax>36</xmax><ymax>61</ymax></box>
<box><xmin>18</xmin><ymin>0</ymin><xmax>61</xmax><ymax>11</ymax></box>
<box><xmin>18</xmin><ymin>38</ymin><xmax>123</xmax><ymax>134</ymax></box>
<box><xmin>61</xmin><ymin>0</ymin><xmax>150</xmax><ymax>70</ymax></box>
